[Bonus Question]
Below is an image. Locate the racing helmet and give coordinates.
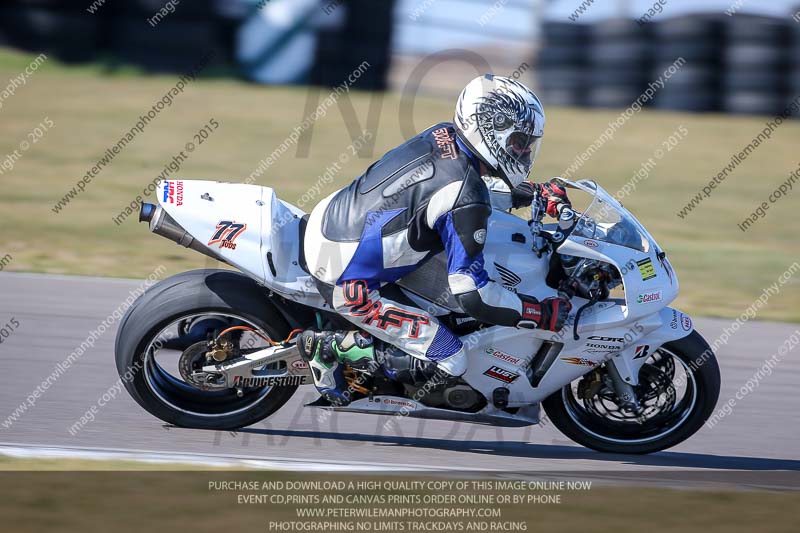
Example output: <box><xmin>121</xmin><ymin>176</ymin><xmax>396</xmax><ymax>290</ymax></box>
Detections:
<box><xmin>454</xmin><ymin>74</ymin><xmax>545</xmax><ymax>189</ymax></box>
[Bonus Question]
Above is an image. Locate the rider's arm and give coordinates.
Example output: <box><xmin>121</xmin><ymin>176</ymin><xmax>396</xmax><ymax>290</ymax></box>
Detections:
<box><xmin>426</xmin><ymin>181</ymin><xmax>571</xmax><ymax>330</ymax></box>
<box><xmin>425</xmin><ymin>179</ymin><xmax>569</xmax><ymax>331</ymax></box>
<box><xmin>433</xmin><ymin>204</ymin><xmax>523</xmax><ymax>327</ymax></box>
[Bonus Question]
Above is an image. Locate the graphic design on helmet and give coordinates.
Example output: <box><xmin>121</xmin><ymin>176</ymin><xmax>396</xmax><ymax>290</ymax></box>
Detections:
<box><xmin>454</xmin><ymin>75</ymin><xmax>545</xmax><ymax>189</ymax></box>
<box><xmin>476</xmin><ymin>88</ymin><xmax>540</xmax><ymax>180</ymax></box>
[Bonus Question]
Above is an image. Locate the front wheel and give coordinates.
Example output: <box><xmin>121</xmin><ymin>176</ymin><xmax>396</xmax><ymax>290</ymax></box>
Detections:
<box><xmin>543</xmin><ymin>331</ymin><xmax>721</xmax><ymax>454</ymax></box>
<box><xmin>115</xmin><ymin>270</ymin><xmax>300</xmax><ymax>430</ymax></box>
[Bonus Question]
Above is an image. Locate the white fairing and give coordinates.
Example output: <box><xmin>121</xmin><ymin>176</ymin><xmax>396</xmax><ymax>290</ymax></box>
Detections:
<box><xmin>156</xmin><ymin>178</ymin><xmax>694</xmax><ymax>414</ymax></box>
<box><xmin>447</xmin><ymin>183</ymin><xmax>694</xmax><ymax>406</ymax></box>
<box><xmin>156</xmin><ymin>179</ymin><xmax>326</xmax><ymax>308</ymax></box>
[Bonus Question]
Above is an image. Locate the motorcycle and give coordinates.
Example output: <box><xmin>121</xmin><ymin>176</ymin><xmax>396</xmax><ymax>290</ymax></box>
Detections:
<box><xmin>116</xmin><ymin>177</ymin><xmax>720</xmax><ymax>454</ymax></box>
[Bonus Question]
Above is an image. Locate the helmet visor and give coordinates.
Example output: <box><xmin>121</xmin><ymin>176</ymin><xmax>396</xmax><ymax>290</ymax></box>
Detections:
<box><xmin>504</xmin><ymin>132</ymin><xmax>542</xmax><ymax>175</ymax></box>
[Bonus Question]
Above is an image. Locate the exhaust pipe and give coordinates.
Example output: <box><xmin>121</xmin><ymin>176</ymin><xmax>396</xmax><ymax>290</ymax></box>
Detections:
<box><xmin>139</xmin><ymin>203</ymin><xmax>226</xmax><ymax>263</ymax></box>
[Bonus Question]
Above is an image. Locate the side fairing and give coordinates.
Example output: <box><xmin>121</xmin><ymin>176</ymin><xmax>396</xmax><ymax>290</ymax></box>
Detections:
<box><xmin>158</xmin><ymin>180</ymin><xmax>266</xmax><ymax>281</ymax></box>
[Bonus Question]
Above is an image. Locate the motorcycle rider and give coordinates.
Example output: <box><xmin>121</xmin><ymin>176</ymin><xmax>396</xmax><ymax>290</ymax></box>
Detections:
<box><xmin>299</xmin><ymin>75</ymin><xmax>572</xmax><ymax>404</ymax></box>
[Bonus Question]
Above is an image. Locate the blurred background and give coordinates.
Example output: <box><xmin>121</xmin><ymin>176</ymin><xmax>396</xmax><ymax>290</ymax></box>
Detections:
<box><xmin>2</xmin><ymin>0</ymin><xmax>800</xmax><ymax>114</ymax></box>
<box><xmin>0</xmin><ymin>0</ymin><xmax>798</xmax><ymax>321</ymax></box>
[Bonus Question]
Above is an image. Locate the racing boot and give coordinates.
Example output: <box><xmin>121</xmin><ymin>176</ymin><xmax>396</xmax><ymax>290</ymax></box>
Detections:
<box><xmin>296</xmin><ymin>330</ymin><xmax>375</xmax><ymax>405</ymax></box>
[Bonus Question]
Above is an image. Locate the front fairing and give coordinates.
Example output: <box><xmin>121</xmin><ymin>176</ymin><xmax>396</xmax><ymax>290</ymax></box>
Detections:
<box><xmin>556</xmin><ymin>179</ymin><xmax>679</xmax><ymax>322</ymax></box>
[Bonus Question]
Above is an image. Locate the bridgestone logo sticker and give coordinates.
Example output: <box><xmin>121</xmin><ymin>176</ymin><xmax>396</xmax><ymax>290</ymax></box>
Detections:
<box><xmin>233</xmin><ymin>375</ymin><xmax>307</xmax><ymax>387</ymax></box>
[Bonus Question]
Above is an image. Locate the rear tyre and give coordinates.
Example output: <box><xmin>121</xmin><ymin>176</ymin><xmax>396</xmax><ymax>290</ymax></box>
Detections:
<box><xmin>543</xmin><ymin>331</ymin><xmax>720</xmax><ymax>454</ymax></box>
<box><xmin>115</xmin><ymin>270</ymin><xmax>299</xmax><ymax>430</ymax></box>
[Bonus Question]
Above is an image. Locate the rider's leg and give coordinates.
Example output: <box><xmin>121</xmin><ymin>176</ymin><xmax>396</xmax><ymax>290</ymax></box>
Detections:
<box><xmin>301</xmin><ymin>195</ymin><xmax>465</xmax><ymax>402</ymax></box>
<box><xmin>298</xmin><ymin>279</ymin><xmax>466</xmax><ymax>405</ymax></box>
<box><xmin>331</xmin><ymin>279</ymin><xmax>467</xmax><ymax>377</ymax></box>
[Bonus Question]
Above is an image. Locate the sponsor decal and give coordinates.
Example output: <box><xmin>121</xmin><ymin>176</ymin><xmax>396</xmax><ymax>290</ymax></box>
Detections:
<box><xmin>521</xmin><ymin>302</ymin><xmax>542</xmax><ymax>324</ymax></box>
<box><xmin>637</xmin><ymin>257</ymin><xmax>657</xmax><ymax>281</ymax></box>
<box><xmin>208</xmin><ymin>220</ymin><xmax>247</xmax><ymax>250</ymax></box>
<box><xmin>233</xmin><ymin>375</ymin><xmax>306</xmax><ymax>387</ymax></box>
<box><xmin>494</xmin><ymin>262</ymin><xmax>521</xmax><ymax>291</ymax></box>
<box><xmin>586</xmin><ymin>343</ymin><xmax>619</xmax><ymax>351</ymax></box>
<box><xmin>583</xmin><ymin>239</ymin><xmax>599</xmax><ymax>248</ymax></box>
<box><xmin>561</xmin><ymin>357</ymin><xmax>596</xmax><ymax>367</ymax></box>
<box><xmin>342</xmin><ymin>280</ymin><xmax>430</xmax><ymax>338</ymax></box>
<box><xmin>588</xmin><ymin>336</ymin><xmax>624</xmax><ymax>343</ymax></box>
<box><xmin>681</xmin><ymin>314</ymin><xmax>692</xmax><ymax>331</ymax></box>
<box><xmin>432</xmin><ymin>127</ymin><xmax>457</xmax><ymax>160</ymax></box>
<box><xmin>486</xmin><ymin>348</ymin><xmax>522</xmax><ymax>366</ymax></box>
<box><xmin>455</xmin><ymin>316</ymin><xmax>476</xmax><ymax>325</ymax></box>
<box><xmin>382</xmin><ymin>398</ymin><xmax>416</xmax><ymax>409</ymax></box>
<box><xmin>637</xmin><ymin>290</ymin><xmax>662</xmax><ymax>304</ymax></box>
<box><xmin>291</xmin><ymin>360</ymin><xmax>309</xmax><ymax>370</ymax></box>
<box><xmin>670</xmin><ymin>310</ymin><xmax>679</xmax><ymax>329</ymax></box>
<box><xmin>483</xmin><ymin>365</ymin><xmax>519</xmax><ymax>384</ymax></box>
<box><xmin>474</xmin><ymin>229</ymin><xmax>487</xmax><ymax>245</ymax></box>
<box><xmin>633</xmin><ymin>345</ymin><xmax>650</xmax><ymax>360</ymax></box>
<box><xmin>163</xmin><ymin>181</ymin><xmax>174</xmax><ymax>203</ymax></box>
<box><xmin>162</xmin><ymin>180</ymin><xmax>184</xmax><ymax>206</ymax></box>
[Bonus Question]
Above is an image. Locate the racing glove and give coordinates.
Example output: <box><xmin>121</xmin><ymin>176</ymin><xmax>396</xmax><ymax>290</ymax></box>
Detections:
<box><xmin>510</xmin><ymin>180</ymin><xmax>572</xmax><ymax>217</ymax></box>
<box><xmin>539</xmin><ymin>181</ymin><xmax>571</xmax><ymax>218</ymax></box>
<box><xmin>517</xmin><ymin>295</ymin><xmax>572</xmax><ymax>332</ymax></box>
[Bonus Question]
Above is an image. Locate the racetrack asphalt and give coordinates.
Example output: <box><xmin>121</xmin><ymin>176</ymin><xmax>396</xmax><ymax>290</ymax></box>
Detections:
<box><xmin>1</xmin><ymin>273</ymin><xmax>798</xmax><ymax>489</ymax></box>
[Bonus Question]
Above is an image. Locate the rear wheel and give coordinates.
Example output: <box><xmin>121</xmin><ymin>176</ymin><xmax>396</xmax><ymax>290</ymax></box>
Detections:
<box><xmin>543</xmin><ymin>331</ymin><xmax>720</xmax><ymax>454</ymax></box>
<box><xmin>115</xmin><ymin>270</ymin><xmax>300</xmax><ymax>430</ymax></box>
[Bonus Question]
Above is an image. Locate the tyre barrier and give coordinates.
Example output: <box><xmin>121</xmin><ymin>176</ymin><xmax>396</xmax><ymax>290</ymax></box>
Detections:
<box><xmin>537</xmin><ymin>13</ymin><xmax>798</xmax><ymax>116</ymax></box>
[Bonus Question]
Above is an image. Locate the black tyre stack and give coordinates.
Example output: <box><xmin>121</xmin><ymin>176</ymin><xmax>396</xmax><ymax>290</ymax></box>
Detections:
<box><xmin>0</xmin><ymin>0</ymin><xmax>235</xmax><ymax>72</ymax></box>
<box><xmin>788</xmin><ymin>7</ymin><xmax>800</xmax><ymax>115</ymax></box>
<box><xmin>722</xmin><ymin>14</ymin><xmax>790</xmax><ymax>115</ymax></box>
<box><xmin>652</xmin><ymin>15</ymin><xmax>722</xmax><ymax>112</ymax></box>
<box><xmin>0</xmin><ymin>0</ymin><xmax>101</xmax><ymax>63</ymax></box>
<box><xmin>105</xmin><ymin>0</ymin><xmax>234</xmax><ymax>73</ymax></box>
<box><xmin>311</xmin><ymin>0</ymin><xmax>396</xmax><ymax>90</ymax></box>
<box><xmin>586</xmin><ymin>19</ymin><xmax>651</xmax><ymax>108</ymax></box>
<box><xmin>535</xmin><ymin>22</ymin><xmax>589</xmax><ymax>107</ymax></box>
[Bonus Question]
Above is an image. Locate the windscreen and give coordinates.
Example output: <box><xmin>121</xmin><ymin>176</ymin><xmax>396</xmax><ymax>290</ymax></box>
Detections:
<box><xmin>570</xmin><ymin>194</ymin><xmax>650</xmax><ymax>253</ymax></box>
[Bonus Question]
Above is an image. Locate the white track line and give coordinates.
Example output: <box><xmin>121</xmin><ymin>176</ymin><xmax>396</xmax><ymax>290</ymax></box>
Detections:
<box><xmin>0</xmin><ymin>442</ymin><xmax>482</xmax><ymax>472</ymax></box>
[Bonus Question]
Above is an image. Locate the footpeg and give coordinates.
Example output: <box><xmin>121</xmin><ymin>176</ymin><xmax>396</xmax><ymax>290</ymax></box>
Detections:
<box><xmin>492</xmin><ymin>387</ymin><xmax>510</xmax><ymax>409</ymax></box>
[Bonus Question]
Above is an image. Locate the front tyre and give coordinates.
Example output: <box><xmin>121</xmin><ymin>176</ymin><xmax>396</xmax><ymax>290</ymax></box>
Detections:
<box><xmin>543</xmin><ymin>331</ymin><xmax>721</xmax><ymax>454</ymax></box>
<box><xmin>115</xmin><ymin>270</ymin><xmax>299</xmax><ymax>430</ymax></box>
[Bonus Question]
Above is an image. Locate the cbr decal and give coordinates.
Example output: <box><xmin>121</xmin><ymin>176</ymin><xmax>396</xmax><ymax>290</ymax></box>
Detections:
<box><xmin>588</xmin><ymin>336</ymin><xmax>624</xmax><ymax>343</ymax></box>
<box><xmin>208</xmin><ymin>220</ymin><xmax>247</xmax><ymax>250</ymax></box>
<box><xmin>342</xmin><ymin>280</ymin><xmax>430</xmax><ymax>338</ymax></box>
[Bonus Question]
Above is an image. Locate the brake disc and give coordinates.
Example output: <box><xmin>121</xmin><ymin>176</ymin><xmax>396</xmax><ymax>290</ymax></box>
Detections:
<box><xmin>178</xmin><ymin>341</ymin><xmax>228</xmax><ymax>391</ymax></box>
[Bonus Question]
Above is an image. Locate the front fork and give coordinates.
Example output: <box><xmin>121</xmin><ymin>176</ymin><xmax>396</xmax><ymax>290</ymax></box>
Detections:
<box><xmin>606</xmin><ymin>357</ymin><xmax>644</xmax><ymax>416</ymax></box>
